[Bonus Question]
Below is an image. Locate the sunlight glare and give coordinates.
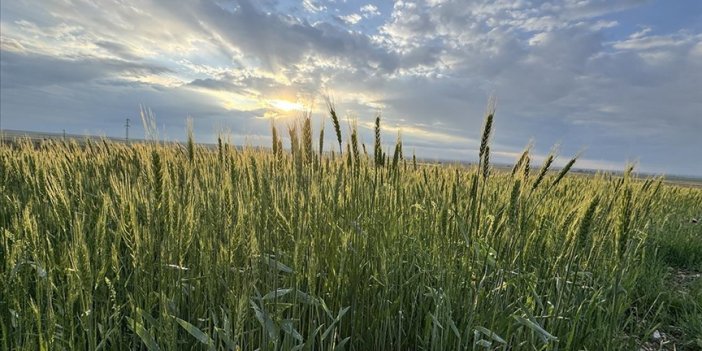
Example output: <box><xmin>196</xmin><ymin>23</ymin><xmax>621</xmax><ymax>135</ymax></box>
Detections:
<box><xmin>268</xmin><ymin>99</ymin><xmax>304</xmax><ymax>112</ymax></box>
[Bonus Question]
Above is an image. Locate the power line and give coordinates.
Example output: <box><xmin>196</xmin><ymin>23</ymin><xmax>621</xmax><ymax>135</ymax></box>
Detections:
<box><xmin>125</xmin><ymin>118</ymin><xmax>130</xmax><ymax>144</ymax></box>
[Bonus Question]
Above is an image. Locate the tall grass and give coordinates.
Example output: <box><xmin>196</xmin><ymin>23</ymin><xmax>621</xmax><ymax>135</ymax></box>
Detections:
<box><xmin>1</xmin><ymin>108</ymin><xmax>701</xmax><ymax>350</ymax></box>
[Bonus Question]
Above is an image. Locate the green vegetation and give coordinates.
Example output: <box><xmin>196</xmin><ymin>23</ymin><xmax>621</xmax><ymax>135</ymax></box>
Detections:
<box><xmin>1</xmin><ymin>107</ymin><xmax>701</xmax><ymax>350</ymax></box>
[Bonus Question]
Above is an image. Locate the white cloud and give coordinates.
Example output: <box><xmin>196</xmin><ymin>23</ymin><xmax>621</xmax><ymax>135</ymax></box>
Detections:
<box><xmin>590</xmin><ymin>20</ymin><xmax>618</xmax><ymax>31</ymax></box>
<box><xmin>340</xmin><ymin>13</ymin><xmax>362</xmax><ymax>25</ymax></box>
<box><xmin>302</xmin><ymin>0</ymin><xmax>326</xmax><ymax>13</ymax></box>
<box><xmin>629</xmin><ymin>26</ymin><xmax>652</xmax><ymax>39</ymax></box>
<box><xmin>612</xmin><ymin>32</ymin><xmax>699</xmax><ymax>51</ymax></box>
<box><xmin>360</xmin><ymin>4</ymin><xmax>381</xmax><ymax>18</ymax></box>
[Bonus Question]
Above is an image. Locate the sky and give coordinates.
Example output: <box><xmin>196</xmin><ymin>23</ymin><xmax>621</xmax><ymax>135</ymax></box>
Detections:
<box><xmin>1</xmin><ymin>0</ymin><xmax>701</xmax><ymax>176</ymax></box>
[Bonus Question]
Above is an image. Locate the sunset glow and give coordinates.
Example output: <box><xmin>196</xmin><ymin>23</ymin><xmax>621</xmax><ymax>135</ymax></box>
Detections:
<box><xmin>268</xmin><ymin>99</ymin><xmax>305</xmax><ymax>112</ymax></box>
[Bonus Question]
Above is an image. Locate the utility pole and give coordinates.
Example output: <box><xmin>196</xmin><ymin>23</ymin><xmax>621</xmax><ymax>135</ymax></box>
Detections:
<box><xmin>63</xmin><ymin>129</ymin><xmax>66</xmax><ymax>141</ymax></box>
<box><xmin>125</xmin><ymin>118</ymin><xmax>130</xmax><ymax>144</ymax></box>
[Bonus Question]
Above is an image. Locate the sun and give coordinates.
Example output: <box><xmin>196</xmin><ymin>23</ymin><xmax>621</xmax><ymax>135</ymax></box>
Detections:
<box><xmin>268</xmin><ymin>99</ymin><xmax>304</xmax><ymax>112</ymax></box>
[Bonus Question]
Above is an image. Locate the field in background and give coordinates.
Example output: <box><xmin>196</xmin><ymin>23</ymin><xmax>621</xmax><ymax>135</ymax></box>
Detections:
<box><xmin>1</xmin><ymin>110</ymin><xmax>701</xmax><ymax>350</ymax></box>
<box><xmin>4</xmin><ymin>128</ymin><xmax>702</xmax><ymax>189</ymax></box>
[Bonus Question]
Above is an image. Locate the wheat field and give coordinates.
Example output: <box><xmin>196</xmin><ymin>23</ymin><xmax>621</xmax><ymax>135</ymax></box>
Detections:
<box><xmin>1</xmin><ymin>108</ymin><xmax>701</xmax><ymax>350</ymax></box>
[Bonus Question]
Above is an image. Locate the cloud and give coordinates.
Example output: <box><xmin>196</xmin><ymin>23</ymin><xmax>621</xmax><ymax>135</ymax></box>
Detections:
<box><xmin>93</xmin><ymin>40</ymin><xmax>143</xmax><ymax>60</ymax></box>
<box><xmin>0</xmin><ymin>50</ymin><xmax>172</xmax><ymax>88</ymax></box>
<box><xmin>611</xmin><ymin>32</ymin><xmax>699</xmax><ymax>51</ymax></box>
<box><xmin>187</xmin><ymin>1</ymin><xmax>401</xmax><ymax>73</ymax></box>
<box><xmin>302</xmin><ymin>0</ymin><xmax>326</xmax><ymax>13</ymax></box>
<box><xmin>339</xmin><ymin>13</ymin><xmax>362</xmax><ymax>25</ymax></box>
<box><xmin>360</xmin><ymin>4</ymin><xmax>381</xmax><ymax>18</ymax></box>
<box><xmin>1</xmin><ymin>0</ymin><xmax>701</xmax><ymax>176</ymax></box>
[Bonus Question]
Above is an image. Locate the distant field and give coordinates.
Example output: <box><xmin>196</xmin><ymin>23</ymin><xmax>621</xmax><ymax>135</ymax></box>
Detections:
<box><xmin>661</xmin><ymin>176</ymin><xmax>702</xmax><ymax>188</ymax></box>
<box><xmin>5</xmin><ymin>129</ymin><xmax>702</xmax><ymax>189</ymax></box>
<box><xmin>0</xmin><ymin>129</ymin><xmax>166</xmax><ymax>148</ymax></box>
<box><xmin>0</xmin><ymin>129</ymin><xmax>130</xmax><ymax>144</ymax></box>
<box><xmin>2</xmin><ymin>113</ymin><xmax>701</xmax><ymax>350</ymax></box>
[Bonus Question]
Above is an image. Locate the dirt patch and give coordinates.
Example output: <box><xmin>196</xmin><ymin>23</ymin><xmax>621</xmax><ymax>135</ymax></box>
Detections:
<box><xmin>672</xmin><ymin>268</ymin><xmax>702</xmax><ymax>288</ymax></box>
<box><xmin>638</xmin><ymin>329</ymin><xmax>677</xmax><ymax>351</ymax></box>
